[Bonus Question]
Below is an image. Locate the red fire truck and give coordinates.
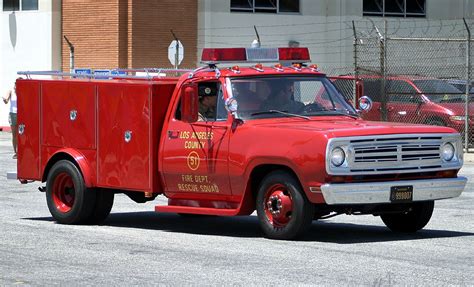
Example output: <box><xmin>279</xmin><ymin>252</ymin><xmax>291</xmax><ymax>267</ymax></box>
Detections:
<box><xmin>16</xmin><ymin>47</ymin><xmax>467</xmax><ymax>239</ymax></box>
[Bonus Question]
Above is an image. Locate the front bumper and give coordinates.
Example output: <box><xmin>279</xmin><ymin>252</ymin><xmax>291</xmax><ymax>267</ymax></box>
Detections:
<box><xmin>319</xmin><ymin>177</ymin><xmax>467</xmax><ymax>205</ymax></box>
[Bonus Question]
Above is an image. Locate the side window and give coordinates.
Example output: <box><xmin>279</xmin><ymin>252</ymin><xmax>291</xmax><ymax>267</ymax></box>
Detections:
<box><xmin>333</xmin><ymin>79</ymin><xmax>354</xmax><ymax>103</ymax></box>
<box><xmin>174</xmin><ymin>82</ymin><xmax>227</xmax><ymax>122</ymax></box>
<box><xmin>388</xmin><ymin>80</ymin><xmax>418</xmax><ymax>103</ymax></box>
<box><xmin>363</xmin><ymin>79</ymin><xmax>382</xmax><ymax>102</ymax></box>
<box><xmin>197</xmin><ymin>82</ymin><xmax>227</xmax><ymax>122</ymax></box>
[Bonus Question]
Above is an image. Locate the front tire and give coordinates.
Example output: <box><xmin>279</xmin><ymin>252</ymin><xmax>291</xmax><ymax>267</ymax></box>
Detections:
<box><xmin>256</xmin><ymin>171</ymin><xmax>314</xmax><ymax>240</ymax></box>
<box><xmin>381</xmin><ymin>201</ymin><xmax>434</xmax><ymax>232</ymax></box>
<box><xmin>46</xmin><ymin>160</ymin><xmax>95</xmax><ymax>224</ymax></box>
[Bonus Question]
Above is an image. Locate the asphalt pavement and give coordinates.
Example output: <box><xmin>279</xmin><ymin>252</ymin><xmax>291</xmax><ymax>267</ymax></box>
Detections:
<box><xmin>0</xmin><ymin>131</ymin><xmax>473</xmax><ymax>286</ymax></box>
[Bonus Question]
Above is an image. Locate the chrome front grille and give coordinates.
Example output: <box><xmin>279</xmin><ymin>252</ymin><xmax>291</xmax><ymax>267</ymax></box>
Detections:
<box><xmin>326</xmin><ymin>134</ymin><xmax>463</xmax><ymax>175</ymax></box>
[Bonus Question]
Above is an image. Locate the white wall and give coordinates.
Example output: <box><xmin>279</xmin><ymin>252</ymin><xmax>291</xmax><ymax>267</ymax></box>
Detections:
<box><xmin>197</xmin><ymin>0</ymin><xmax>473</xmax><ymax>74</ymax></box>
<box><xmin>0</xmin><ymin>0</ymin><xmax>61</xmax><ymax>128</ymax></box>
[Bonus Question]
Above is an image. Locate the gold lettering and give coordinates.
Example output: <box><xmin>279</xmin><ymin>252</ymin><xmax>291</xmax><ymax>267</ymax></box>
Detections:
<box><xmin>194</xmin><ymin>175</ymin><xmax>209</xmax><ymax>183</ymax></box>
<box><xmin>199</xmin><ymin>184</ymin><xmax>219</xmax><ymax>193</ymax></box>
<box><xmin>179</xmin><ymin>131</ymin><xmax>190</xmax><ymax>139</ymax></box>
<box><xmin>181</xmin><ymin>174</ymin><xmax>194</xmax><ymax>183</ymax></box>
<box><xmin>191</xmin><ymin>132</ymin><xmax>214</xmax><ymax>140</ymax></box>
<box><xmin>184</xmin><ymin>141</ymin><xmax>205</xmax><ymax>149</ymax></box>
<box><xmin>177</xmin><ymin>183</ymin><xmax>199</xmax><ymax>192</ymax></box>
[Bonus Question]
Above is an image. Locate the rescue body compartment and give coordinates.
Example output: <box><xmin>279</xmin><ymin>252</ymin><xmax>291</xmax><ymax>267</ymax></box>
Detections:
<box><xmin>16</xmin><ymin>78</ymin><xmax>177</xmax><ymax>194</ymax></box>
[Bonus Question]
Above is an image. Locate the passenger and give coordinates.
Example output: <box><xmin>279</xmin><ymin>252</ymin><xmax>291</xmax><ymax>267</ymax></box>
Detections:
<box><xmin>255</xmin><ymin>81</ymin><xmax>271</xmax><ymax>106</ymax></box>
<box><xmin>233</xmin><ymin>83</ymin><xmax>257</xmax><ymax>111</ymax></box>
<box><xmin>261</xmin><ymin>81</ymin><xmax>304</xmax><ymax>113</ymax></box>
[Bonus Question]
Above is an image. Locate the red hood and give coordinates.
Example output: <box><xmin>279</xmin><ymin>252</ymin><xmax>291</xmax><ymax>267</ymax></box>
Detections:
<box><xmin>251</xmin><ymin>116</ymin><xmax>458</xmax><ymax>138</ymax></box>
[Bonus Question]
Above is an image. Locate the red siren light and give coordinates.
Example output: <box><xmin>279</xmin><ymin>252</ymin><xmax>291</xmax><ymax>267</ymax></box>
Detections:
<box><xmin>278</xmin><ymin>48</ymin><xmax>311</xmax><ymax>62</ymax></box>
<box><xmin>201</xmin><ymin>47</ymin><xmax>311</xmax><ymax>63</ymax></box>
<box><xmin>201</xmin><ymin>48</ymin><xmax>247</xmax><ymax>63</ymax></box>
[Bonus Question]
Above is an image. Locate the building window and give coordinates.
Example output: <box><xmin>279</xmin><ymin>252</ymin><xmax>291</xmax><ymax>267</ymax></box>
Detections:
<box><xmin>3</xmin><ymin>0</ymin><xmax>38</xmax><ymax>11</ymax></box>
<box><xmin>231</xmin><ymin>0</ymin><xmax>300</xmax><ymax>14</ymax></box>
<box><xmin>3</xmin><ymin>0</ymin><xmax>20</xmax><ymax>11</ymax></box>
<box><xmin>21</xmin><ymin>0</ymin><xmax>38</xmax><ymax>11</ymax></box>
<box><xmin>363</xmin><ymin>0</ymin><xmax>425</xmax><ymax>17</ymax></box>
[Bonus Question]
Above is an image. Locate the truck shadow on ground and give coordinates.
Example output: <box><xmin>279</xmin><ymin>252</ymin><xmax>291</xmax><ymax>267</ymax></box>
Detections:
<box><xmin>26</xmin><ymin>211</ymin><xmax>474</xmax><ymax>243</ymax></box>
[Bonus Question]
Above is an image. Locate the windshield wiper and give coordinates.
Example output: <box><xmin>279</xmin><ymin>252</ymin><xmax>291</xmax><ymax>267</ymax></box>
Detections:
<box><xmin>313</xmin><ymin>110</ymin><xmax>359</xmax><ymax>119</ymax></box>
<box><xmin>251</xmin><ymin>110</ymin><xmax>310</xmax><ymax>120</ymax></box>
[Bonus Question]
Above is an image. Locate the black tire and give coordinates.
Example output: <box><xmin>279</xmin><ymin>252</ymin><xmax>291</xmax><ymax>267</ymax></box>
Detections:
<box><xmin>381</xmin><ymin>201</ymin><xmax>434</xmax><ymax>232</ymax></box>
<box><xmin>256</xmin><ymin>170</ymin><xmax>314</xmax><ymax>240</ymax></box>
<box><xmin>86</xmin><ymin>189</ymin><xmax>114</xmax><ymax>224</ymax></box>
<box><xmin>46</xmin><ymin>160</ymin><xmax>96</xmax><ymax>224</ymax></box>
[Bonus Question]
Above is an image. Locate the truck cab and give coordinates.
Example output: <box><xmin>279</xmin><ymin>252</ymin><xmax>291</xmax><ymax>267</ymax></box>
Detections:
<box><xmin>16</xmin><ymin>47</ymin><xmax>467</xmax><ymax>240</ymax></box>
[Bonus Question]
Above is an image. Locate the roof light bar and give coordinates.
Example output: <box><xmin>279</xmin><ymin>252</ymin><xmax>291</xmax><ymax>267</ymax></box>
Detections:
<box><xmin>278</xmin><ymin>48</ymin><xmax>311</xmax><ymax>62</ymax></box>
<box><xmin>201</xmin><ymin>48</ymin><xmax>247</xmax><ymax>63</ymax></box>
<box><xmin>201</xmin><ymin>47</ymin><xmax>311</xmax><ymax>64</ymax></box>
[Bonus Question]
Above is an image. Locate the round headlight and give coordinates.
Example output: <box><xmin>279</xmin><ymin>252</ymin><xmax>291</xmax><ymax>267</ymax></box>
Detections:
<box><xmin>331</xmin><ymin>147</ymin><xmax>346</xmax><ymax>167</ymax></box>
<box><xmin>441</xmin><ymin>142</ymin><xmax>455</xmax><ymax>161</ymax></box>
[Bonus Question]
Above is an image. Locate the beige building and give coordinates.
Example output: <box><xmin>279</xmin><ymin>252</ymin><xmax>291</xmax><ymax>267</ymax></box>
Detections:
<box><xmin>1</xmin><ymin>0</ymin><xmax>473</xmax><ymax>128</ymax></box>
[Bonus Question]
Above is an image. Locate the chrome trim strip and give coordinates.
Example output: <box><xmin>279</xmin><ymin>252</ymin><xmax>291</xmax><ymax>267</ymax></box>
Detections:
<box><xmin>319</xmin><ymin>177</ymin><xmax>467</xmax><ymax>205</ymax></box>
<box><xmin>326</xmin><ymin>133</ymin><xmax>463</xmax><ymax>175</ymax></box>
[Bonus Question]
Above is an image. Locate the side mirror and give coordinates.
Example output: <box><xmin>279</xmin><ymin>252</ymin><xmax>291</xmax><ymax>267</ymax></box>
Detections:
<box><xmin>181</xmin><ymin>84</ymin><xmax>199</xmax><ymax>123</ymax></box>
<box><xmin>358</xmin><ymin>96</ymin><xmax>373</xmax><ymax>112</ymax></box>
<box><xmin>225</xmin><ymin>97</ymin><xmax>238</xmax><ymax>114</ymax></box>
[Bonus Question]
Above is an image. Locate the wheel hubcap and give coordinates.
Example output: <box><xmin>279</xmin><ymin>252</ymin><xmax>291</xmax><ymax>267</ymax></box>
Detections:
<box><xmin>264</xmin><ymin>184</ymin><xmax>293</xmax><ymax>228</ymax></box>
<box><xmin>52</xmin><ymin>172</ymin><xmax>75</xmax><ymax>213</ymax></box>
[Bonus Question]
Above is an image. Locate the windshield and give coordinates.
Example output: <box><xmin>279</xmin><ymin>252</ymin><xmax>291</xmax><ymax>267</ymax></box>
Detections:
<box><xmin>413</xmin><ymin>80</ymin><xmax>464</xmax><ymax>103</ymax></box>
<box><xmin>230</xmin><ymin>76</ymin><xmax>357</xmax><ymax>120</ymax></box>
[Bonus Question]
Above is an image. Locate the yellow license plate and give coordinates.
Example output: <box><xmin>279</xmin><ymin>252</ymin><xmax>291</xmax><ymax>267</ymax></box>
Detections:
<box><xmin>390</xmin><ymin>186</ymin><xmax>413</xmax><ymax>202</ymax></box>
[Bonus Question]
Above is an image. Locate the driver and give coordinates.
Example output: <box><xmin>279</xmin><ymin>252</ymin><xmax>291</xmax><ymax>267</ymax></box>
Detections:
<box><xmin>261</xmin><ymin>81</ymin><xmax>304</xmax><ymax>113</ymax></box>
<box><xmin>198</xmin><ymin>85</ymin><xmax>218</xmax><ymax>121</ymax></box>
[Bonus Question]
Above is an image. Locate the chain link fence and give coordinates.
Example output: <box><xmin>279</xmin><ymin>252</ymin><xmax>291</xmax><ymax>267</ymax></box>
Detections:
<box><xmin>333</xmin><ymin>19</ymin><xmax>474</xmax><ymax>151</ymax></box>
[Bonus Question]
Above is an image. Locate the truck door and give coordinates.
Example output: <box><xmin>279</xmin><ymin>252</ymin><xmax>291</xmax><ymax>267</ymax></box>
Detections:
<box><xmin>161</xmin><ymin>81</ymin><xmax>232</xmax><ymax>199</ymax></box>
<box><xmin>16</xmin><ymin>80</ymin><xmax>41</xmax><ymax>180</ymax></box>
<box><xmin>386</xmin><ymin>80</ymin><xmax>420</xmax><ymax>124</ymax></box>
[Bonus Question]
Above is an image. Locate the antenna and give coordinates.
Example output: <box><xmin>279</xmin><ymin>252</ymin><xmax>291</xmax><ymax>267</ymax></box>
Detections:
<box><xmin>63</xmin><ymin>35</ymin><xmax>75</xmax><ymax>72</ymax></box>
<box><xmin>170</xmin><ymin>29</ymin><xmax>178</xmax><ymax>41</ymax></box>
<box><xmin>252</xmin><ymin>25</ymin><xmax>261</xmax><ymax>48</ymax></box>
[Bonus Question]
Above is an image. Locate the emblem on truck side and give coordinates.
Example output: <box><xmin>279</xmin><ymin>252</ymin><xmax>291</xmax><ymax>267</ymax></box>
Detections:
<box><xmin>187</xmin><ymin>151</ymin><xmax>200</xmax><ymax>171</ymax></box>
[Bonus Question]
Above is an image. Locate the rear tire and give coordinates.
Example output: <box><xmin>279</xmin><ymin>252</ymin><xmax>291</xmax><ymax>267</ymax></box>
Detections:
<box><xmin>381</xmin><ymin>201</ymin><xmax>434</xmax><ymax>232</ymax></box>
<box><xmin>46</xmin><ymin>160</ymin><xmax>95</xmax><ymax>224</ymax></box>
<box><xmin>256</xmin><ymin>171</ymin><xmax>314</xmax><ymax>240</ymax></box>
<box><xmin>86</xmin><ymin>189</ymin><xmax>114</xmax><ymax>224</ymax></box>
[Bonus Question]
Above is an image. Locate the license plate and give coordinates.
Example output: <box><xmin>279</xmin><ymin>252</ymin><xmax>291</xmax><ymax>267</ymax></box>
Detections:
<box><xmin>390</xmin><ymin>185</ymin><xmax>413</xmax><ymax>203</ymax></box>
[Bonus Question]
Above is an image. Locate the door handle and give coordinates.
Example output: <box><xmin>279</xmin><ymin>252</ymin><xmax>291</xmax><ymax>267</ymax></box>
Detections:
<box><xmin>397</xmin><ymin>111</ymin><xmax>407</xmax><ymax>116</ymax></box>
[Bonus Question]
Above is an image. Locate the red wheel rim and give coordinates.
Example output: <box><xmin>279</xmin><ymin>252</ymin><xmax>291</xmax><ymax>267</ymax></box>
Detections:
<box><xmin>263</xmin><ymin>184</ymin><xmax>293</xmax><ymax>228</ymax></box>
<box><xmin>52</xmin><ymin>172</ymin><xmax>75</xmax><ymax>213</ymax></box>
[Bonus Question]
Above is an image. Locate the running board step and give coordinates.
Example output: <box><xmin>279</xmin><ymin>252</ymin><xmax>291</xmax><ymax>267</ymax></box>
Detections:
<box><xmin>155</xmin><ymin>205</ymin><xmax>239</xmax><ymax>216</ymax></box>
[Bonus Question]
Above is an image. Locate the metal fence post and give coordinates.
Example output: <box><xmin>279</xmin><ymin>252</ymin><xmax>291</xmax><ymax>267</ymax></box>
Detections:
<box><xmin>352</xmin><ymin>20</ymin><xmax>359</xmax><ymax>108</ymax></box>
<box><xmin>375</xmin><ymin>22</ymin><xmax>387</xmax><ymax>121</ymax></box>
<box><xmin>463</xmin><ymin>18</ymin><xmax>471</xmax><ymax>151</ymax></box>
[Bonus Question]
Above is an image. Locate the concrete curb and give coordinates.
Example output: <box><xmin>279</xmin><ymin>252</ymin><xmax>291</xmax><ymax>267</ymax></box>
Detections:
<box><xmin>464</xmin><ymin>153</ymin><xmax>474</xmax><ymax>163</ymax></box>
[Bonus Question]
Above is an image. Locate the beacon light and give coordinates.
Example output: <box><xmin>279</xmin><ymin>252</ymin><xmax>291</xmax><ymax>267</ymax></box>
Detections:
<box><xmin>201</xmin><ymin>48</ymin><xmax>247</xmax><ymax>63</ymax></box>
<box><xmin>201</xmin><ymin>47</ymin><xmax>311</xmax><ymax>64</ymax></box>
